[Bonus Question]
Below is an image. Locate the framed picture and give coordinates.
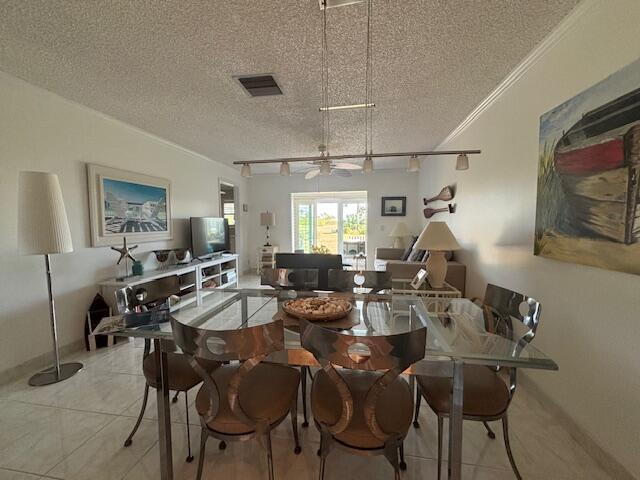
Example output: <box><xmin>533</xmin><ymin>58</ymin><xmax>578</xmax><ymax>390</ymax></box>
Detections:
<box><xmin>381</xmin><ymin>196</ymin><xmax>406</xmax><ymax>216</ymax></box>
<box><xmin>535</xmin><ymin>57</ymin><xmax>640</xmax><ymax>275</ymax></box>
<box><xmin>87</xmin><ymin>164</ymin><xmax>172</xmax><ymax>246</ymax></box>
<box><xmin>410</xmin><ymin>269</ymin><xmax>428</xmax><ymax>290</ymax></box>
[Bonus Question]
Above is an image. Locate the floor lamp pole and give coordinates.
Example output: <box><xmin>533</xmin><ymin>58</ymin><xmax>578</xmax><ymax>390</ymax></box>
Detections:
<box><xmin>28</xmin><ymin>254</ymin><xmax>83</xmax><ymax>386</ymax></box>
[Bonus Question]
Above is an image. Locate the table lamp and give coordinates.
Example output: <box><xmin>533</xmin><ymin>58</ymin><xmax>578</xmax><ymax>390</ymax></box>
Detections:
<box><xmin>18</xmin><ymin>171</ymin><xmax>83</xmax><ymax>386</ymax></box>
<box><xmin>414</xmin><ymin>221</ymin><xmax>460</xmax><ymax>288</ymax></box>
<box><xmin>260</xmin><ymin>211</ymin><xmax>275</xmax><ymax>246</ymax></box>
<box><xmin>388</xmin><ymin>222</ymin><xmax>410</xmax><ymax>248</ymax></box>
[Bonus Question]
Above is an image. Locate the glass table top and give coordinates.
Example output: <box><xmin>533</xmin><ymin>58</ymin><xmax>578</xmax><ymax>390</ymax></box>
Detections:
<box><xmin>112</xmin><ymin>288</ymin><xmax>558</xmax><ymax>371</ymax></box>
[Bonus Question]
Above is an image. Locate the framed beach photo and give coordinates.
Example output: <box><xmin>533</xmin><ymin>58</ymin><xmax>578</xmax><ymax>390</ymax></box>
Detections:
<box><xmin>87</xmin><ymin>164</ymin><xmax>172</xmax><ymax>246</ymax></box>
<box><xmin>381</xmin><ymin>196</ymin><xmax>406</xmax><ymax>216</ymax></box>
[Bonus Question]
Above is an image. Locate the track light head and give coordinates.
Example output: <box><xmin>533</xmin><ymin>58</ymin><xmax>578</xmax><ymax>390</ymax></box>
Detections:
<box><xmin>456</xmin><ymin>153</ymin><xmax>469</xmax><ymax>171</ymax></box>
<box><xmin>363</xmin><ymin>156</ymin><xmax>374</xmax><ymax>174</ymax></box>
<box><xmin>241</xmin><ymin>163</ymin><xmax>252</xmax><ymax>178</ymax></box>
<box><xmin>280</xmin><ymin>162</ymin><xmax>291</xmax><ymax>176</ymax></box>
<box><xmin>408</xmin><ymin>155</ymin><xmax>420</xmax><ymax>172</ymax></box>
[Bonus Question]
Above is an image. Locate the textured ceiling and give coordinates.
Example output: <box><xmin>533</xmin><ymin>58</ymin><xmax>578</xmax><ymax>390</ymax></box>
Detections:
<box><xmin>0</xmin><ymin>0</ymin><xmax>579</xmax><ymax>173</ymax></box>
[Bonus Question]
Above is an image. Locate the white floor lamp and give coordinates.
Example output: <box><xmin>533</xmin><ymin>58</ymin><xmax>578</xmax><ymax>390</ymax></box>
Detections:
<box><xmin>18</xmin><ymin>171</ymin><xmax>83</xmax><ymax>386</ymax></box>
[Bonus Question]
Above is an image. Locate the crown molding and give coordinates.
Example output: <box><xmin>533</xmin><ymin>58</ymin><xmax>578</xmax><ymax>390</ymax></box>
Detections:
<box><xmin>439</xmin><ymin>0</ymin><xmax>596</xmax><ymax>147</ymax></box>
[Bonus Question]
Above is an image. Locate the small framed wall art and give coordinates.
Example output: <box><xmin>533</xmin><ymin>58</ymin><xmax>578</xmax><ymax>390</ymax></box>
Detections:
<box><xmin>87</xmin><ymin>164</ymin><xmax>173</xmax><ymax>246</ymax></box>
<box><xmin>381</xmin><ymin>196</ymin><xmax>407</xmax><ymax>216</ymax></box>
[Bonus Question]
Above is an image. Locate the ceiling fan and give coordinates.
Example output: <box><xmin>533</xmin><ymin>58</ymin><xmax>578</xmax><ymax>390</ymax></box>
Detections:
<box><xmin>301</xmin><ymin>146</ymin><xmax>361</xmax><ymax>179</ymax></box>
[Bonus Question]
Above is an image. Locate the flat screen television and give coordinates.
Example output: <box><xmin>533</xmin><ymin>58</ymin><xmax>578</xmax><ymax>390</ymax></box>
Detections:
<box><xmin>190</xmin><ymin>217</ymin><xmax>230</xmax><ymax>259</ymax></box>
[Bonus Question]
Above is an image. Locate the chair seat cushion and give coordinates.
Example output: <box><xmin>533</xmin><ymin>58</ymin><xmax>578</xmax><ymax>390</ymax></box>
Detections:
<box><xmin>417</xmin><ymin>365</ymin><xmax>510</xmax><ymax>418</ymax></box>
<box><xmin>311</xmin><ymin>369</ymin><xmax>413</xmax><ymax>449</ymax></box>
<box><xmin>195</xmin><ymin>363</ymin><xmax>300</xmax><ymax>435</ymax></box>
<box><xmin>142</xmin><ymin>352</ymin><xmax>219</xmax><ymax>391</ymax></box>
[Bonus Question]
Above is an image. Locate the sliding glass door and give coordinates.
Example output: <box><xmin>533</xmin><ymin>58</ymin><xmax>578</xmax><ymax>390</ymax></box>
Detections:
<box><xmin>292</xmin><ymin>191</ymin><xmax>367</xmax><ymax>260</ymax></box>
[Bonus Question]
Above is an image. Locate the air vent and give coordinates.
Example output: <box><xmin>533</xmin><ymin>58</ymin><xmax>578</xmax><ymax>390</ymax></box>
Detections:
<box><xmin>235</xmin><ymin>75</ymin><xmax>282</xmax><ymax>97</ymax></box>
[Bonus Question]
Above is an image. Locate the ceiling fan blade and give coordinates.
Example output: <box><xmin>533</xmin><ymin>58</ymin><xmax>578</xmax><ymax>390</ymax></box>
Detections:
<box><xmin>334</xmin><ymin>162</ymin><xmax>361</xmax><ymax>170</ymax></box>
<box><xmin>333</xmin><ymin>168</ymin><xmax>352</xmax><ymax>177</ymax></box>
<box><xmin>305</xmin><ymin>169</ymin><xmax>320</xmax><ymax>179</ymax></box>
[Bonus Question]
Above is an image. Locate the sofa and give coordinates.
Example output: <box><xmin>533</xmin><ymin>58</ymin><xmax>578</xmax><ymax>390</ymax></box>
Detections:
<box><xmin>374</xmin><ymin>247</ymin><xmax>466</xmax><ymax>296</ymax></box>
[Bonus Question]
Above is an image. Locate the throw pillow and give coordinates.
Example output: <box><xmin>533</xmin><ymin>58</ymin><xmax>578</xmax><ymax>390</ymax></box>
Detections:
<box><xmin>400</xmin><ymin>236</ymin><xmax>418</xmax><ymax>261</ymax></box>
<box><xmin>408</xmin><ymin>248</ymin><xmax>426</xmax><ymax>262</ymax></box>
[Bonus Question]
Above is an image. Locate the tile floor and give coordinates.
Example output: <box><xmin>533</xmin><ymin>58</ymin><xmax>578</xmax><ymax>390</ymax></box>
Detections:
<box><xmin>0</xmin><ymin>276</ymin><xmax>613</xmax><ymax>480</ymax></box>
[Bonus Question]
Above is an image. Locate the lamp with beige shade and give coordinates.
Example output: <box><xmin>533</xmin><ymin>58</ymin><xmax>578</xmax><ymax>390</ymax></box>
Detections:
<box><xmin>414</xmin><ymin>221</ymin><xmax>461</xmax><ymax>288</ymax></box>
<box><xmin>260</xmin><ymin>211</ymin><xmax>275</xmax><ymax>246</ymax></box>
<box><xmin>388</xmin><ymin>222</ymin><xmax>410</xmax><ymax>248</ymax></box>
<box><xmin>18</xmin><ymin>171</ymin><xmax>83</xmax><ymax>386</ymax></box>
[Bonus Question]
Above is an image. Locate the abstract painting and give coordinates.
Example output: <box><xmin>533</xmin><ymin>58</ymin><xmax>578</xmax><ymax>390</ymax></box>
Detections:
<box><xmin>88</xmin><ymin>164</ymin><xmax>172</xmax><ymax>246</ymax></box>
<box><xmin>535</xmin><ymin>57</ymin><xmax>640</xmax><ymax>275</ymax></box>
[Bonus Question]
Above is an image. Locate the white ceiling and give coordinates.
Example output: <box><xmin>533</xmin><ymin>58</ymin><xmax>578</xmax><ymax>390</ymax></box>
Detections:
<box><xmin>0</xmin><ymin>0</ymin><xmax>580</xmax><ymax>174</ymax></box>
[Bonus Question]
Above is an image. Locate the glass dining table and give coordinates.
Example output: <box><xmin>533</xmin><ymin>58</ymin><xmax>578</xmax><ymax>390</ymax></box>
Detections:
<box><xmin>110</xmin><ymin>288</ymin><xmax>558</xmax><ymax>480</ymax></box>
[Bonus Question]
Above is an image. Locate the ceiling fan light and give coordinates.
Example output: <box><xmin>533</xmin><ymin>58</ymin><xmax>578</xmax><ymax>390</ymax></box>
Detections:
<box><xmin>408</xmin><ymin>155</ymin><xmax>420</xmax><ymax>172</ymax></box>
<box><xmin>241</xmin><ymin>163</ymin><xmax>252</xmax><ymax>178</ymax></box>
<box><xmin>456</xmin><ymin>153</ymin><xmax>469</xmax><ymax>171</ymax></box>
<box><xmin>320</xmin><ymin>161</ymin><xmax>332</xmax><ymax>176</ymax></box>
<box><xmin>280</xmin><ymin>162</ymin><xmax>291</xmax><ymax>176</ymax></box>
<box><xmin>363</xmin><ymin>157</ymin><xmax>374</xmax><ymax>174</ymax></box>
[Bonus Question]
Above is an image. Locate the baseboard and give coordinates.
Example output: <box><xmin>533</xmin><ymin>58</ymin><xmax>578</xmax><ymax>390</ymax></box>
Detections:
<box><xmin>0</xmin><ymin>339</ymin><xmax>86</xmax><ymax>386</ymax></box>
<box><xmin>520</xmin><ymin>373</ymin><xmax>636</xmax><ymax>480</ymax></box>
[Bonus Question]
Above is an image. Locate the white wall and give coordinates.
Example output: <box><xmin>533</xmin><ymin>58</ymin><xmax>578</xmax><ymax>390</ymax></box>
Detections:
<box><xmin>419</xmin><ymin>1</ymin><xmax>640</xmax><ymax>475</ymax></box>
<box><xmin>0</xmin><ymin>71</ymin><xmax>249</xmax><ymax>376</ymax></box>
<box><xmin>247</xmin><ymin>170</ymin><xmax>421</xmax><ymax>269</ymax></box>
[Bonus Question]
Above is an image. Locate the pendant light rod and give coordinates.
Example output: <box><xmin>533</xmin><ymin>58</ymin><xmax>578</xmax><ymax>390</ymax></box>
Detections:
<box><xmin>233</xmin><ymin>149</ymin><xmax>481</xmax><ymax>165</ymax></box>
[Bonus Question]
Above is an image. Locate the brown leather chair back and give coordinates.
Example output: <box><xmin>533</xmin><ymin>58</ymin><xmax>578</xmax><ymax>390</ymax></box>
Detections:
<box><xmin>171</xmin><ymin>318</ymin><xmax>286</xmax><ymax>429</ymax></box>
<box><xmin>300</xmin><ymin>318</ymin><xmax>426</xmax><ymax>440</ymax></box>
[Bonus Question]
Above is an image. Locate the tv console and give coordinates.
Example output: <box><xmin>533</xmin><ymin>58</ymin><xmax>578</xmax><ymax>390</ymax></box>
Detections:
<box><xmin>98</xmin><ymin>253</ymin><xmax>239</xmax><ymax>314</ymax></box>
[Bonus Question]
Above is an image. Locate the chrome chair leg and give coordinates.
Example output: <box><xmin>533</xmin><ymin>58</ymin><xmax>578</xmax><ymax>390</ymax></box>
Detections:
<box><xmin>502</xmin><ymin>415</ymin><xmax>522</xmax><ymax>480</ymax></box>
<box><xmin>437</xmin><ymin>415</ymin><xmax>443</xmax><ymax>480</ymax></box>
<box><xmin>413</xmin><ymin>382</ymin><xmax>422</xmax><ymax>428</ymax></box>
<box><xmin>184</xmin><ymin>391</ymin><xmax>194</xmax><ymax>462</ymax></box>
<box><xmin>264</xmin><ymin>432</ymin><xmax>275</xmax><ymax>480</ymax></box>
<box><xmin>124</xmin><ymin>383</ymin><xmax>149</xmax><ymax>447</ymax></box>
<box><xmin>291</xmin><ymin>390</ymin><xmax>302</xmax><ymax>454</ymax></box>
<box><xmin>318</xmin><ymin>428</ymin><xmax>332</xmax><ymax>480</ymax></box>
<box><xmin>399</xmin><ymin>441</ymin><xmax>407</xmax><ymax>470</ymax></box>
<box><xmin>383</xmin><ymin>438</ymin><xmax>401</xmax><ymax>480</ymax></box>
<box><xmin>195</xmin><ymin>428</ymin><xmax>208</xmax><ymax>480</ymax></box>
<box><xmin>301</xmin><ymin>366</ymin><xmax>309</xmax><ymax>427</ymax></box>
<box><xmin>483</xmin><ymin>421</ymin><xmax>496</xmax><ymax>439</ymax></box>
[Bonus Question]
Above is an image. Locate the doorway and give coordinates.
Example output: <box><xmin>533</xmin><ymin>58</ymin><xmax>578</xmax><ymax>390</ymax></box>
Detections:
<box><xmin>219</xmin><ymin>180</ymin><xmax>238</xmax><ymax>253</ymax></box>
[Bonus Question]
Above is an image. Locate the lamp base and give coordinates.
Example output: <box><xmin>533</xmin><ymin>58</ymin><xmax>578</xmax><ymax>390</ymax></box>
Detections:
<box><xmin>29</xmin><ymin>362</ymin><xmax>83</xmax><ymax>386</ymax></box>
<box><xmin>426</xmin><ymin>251</ymin><xmax>447</xmax><ymax>288</ymax></box>
<box><xmin>392</xmin><ymin>237</ymin><xmax>405</xmax><ymax>249</ymax></box>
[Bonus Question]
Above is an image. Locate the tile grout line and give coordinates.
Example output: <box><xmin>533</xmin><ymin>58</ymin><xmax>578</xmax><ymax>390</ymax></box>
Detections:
<box><xmin>43</xmin><ymin>415</ymin><xmax>121</xmax><ymax>478</ymax></box>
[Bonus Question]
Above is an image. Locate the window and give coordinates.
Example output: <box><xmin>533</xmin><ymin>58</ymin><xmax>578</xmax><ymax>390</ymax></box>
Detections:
<box><xmin>292</xmin><ymin>191</ymin><xmax>367</xmax><ymax>260</ymax></box>
<box><xmin>223</xmin><ymin>201</ymin><xmax>235</xmax><ymax>225</ymax></box>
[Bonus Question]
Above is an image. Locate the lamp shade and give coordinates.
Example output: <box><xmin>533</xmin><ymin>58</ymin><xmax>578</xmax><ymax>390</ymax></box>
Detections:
<box><xmin>389</xmin><ymin>222</ymin><xmax>410</xmax><ymax>238</ymax></box>
<box><xmin>415</xmin><ymin>222</ymin><xmax>460</xmax><ymax>251</ymax></box>
<box><xmin>260</xmin><ymin>211</ymin><xmax>275</xmax><ymax>227</ymax></box>
<box><xmin>18</xmin><ymin>171</ymin><xmax>73</xmax><ymax>255</ymax></box>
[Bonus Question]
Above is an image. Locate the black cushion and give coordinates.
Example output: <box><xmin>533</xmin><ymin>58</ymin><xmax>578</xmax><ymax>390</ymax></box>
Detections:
<box><xmin>408</xmin><ymin>249</ymin><xmax>426</xmax><ymax>262</ymax></box>
<box><xmin>401</xmin><ymin>237</ymin><xmax>418</xmax><ymax>261</ymax></box>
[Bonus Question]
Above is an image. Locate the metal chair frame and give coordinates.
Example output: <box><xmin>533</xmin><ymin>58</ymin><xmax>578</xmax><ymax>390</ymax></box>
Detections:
<box><xmin>413</xmin><ymin>283</ymin><xmax>541</xmax><ymax>480</ymax></box>
<box><xmin>300</xmin><ymin>316</ymin><xmax>427</xmax><ymax>480</ymax></box>
<box><xmin>117</xmin><ymin>282</ymin><xmax>197</xmax><ymax>463</ymax></box>
<box><xmin>171</xmin><ymin>317</ymin><xmax>301</xmax><ymax>480</ymax></box>
<box><xmin>327</xmin><ymin>269</ymin><xmax>392</xmax><ymax>294</ymax></box>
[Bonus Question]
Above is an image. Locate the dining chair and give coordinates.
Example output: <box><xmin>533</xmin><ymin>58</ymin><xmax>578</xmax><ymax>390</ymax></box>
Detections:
<box><xmin>300</xmin><ymin>316</ymin><xmax>427</xmax><ymax>480</ymax></box>
<box><xmin>412</xmin><ymin>283</ymin><xmax>541</xmax><ymax>480</ymax></box>
<box><xmin>117</xmin><ymin>284</ymin><xmax>220</xmax><ymax>463</ymax></box>
<box><xmin>260</xmin><ymin>266</ymin><xmax>319</xmax><ymax>428</ymax></box>
<box><xmin>171</xmin><ymin>317</ymin><xmax>302</xmax><ymax>480</ymax></box>
<box><xmin>327</xmin><ymin>269</ymin><xmax>392</xmax><ymax>294</ymax></box>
